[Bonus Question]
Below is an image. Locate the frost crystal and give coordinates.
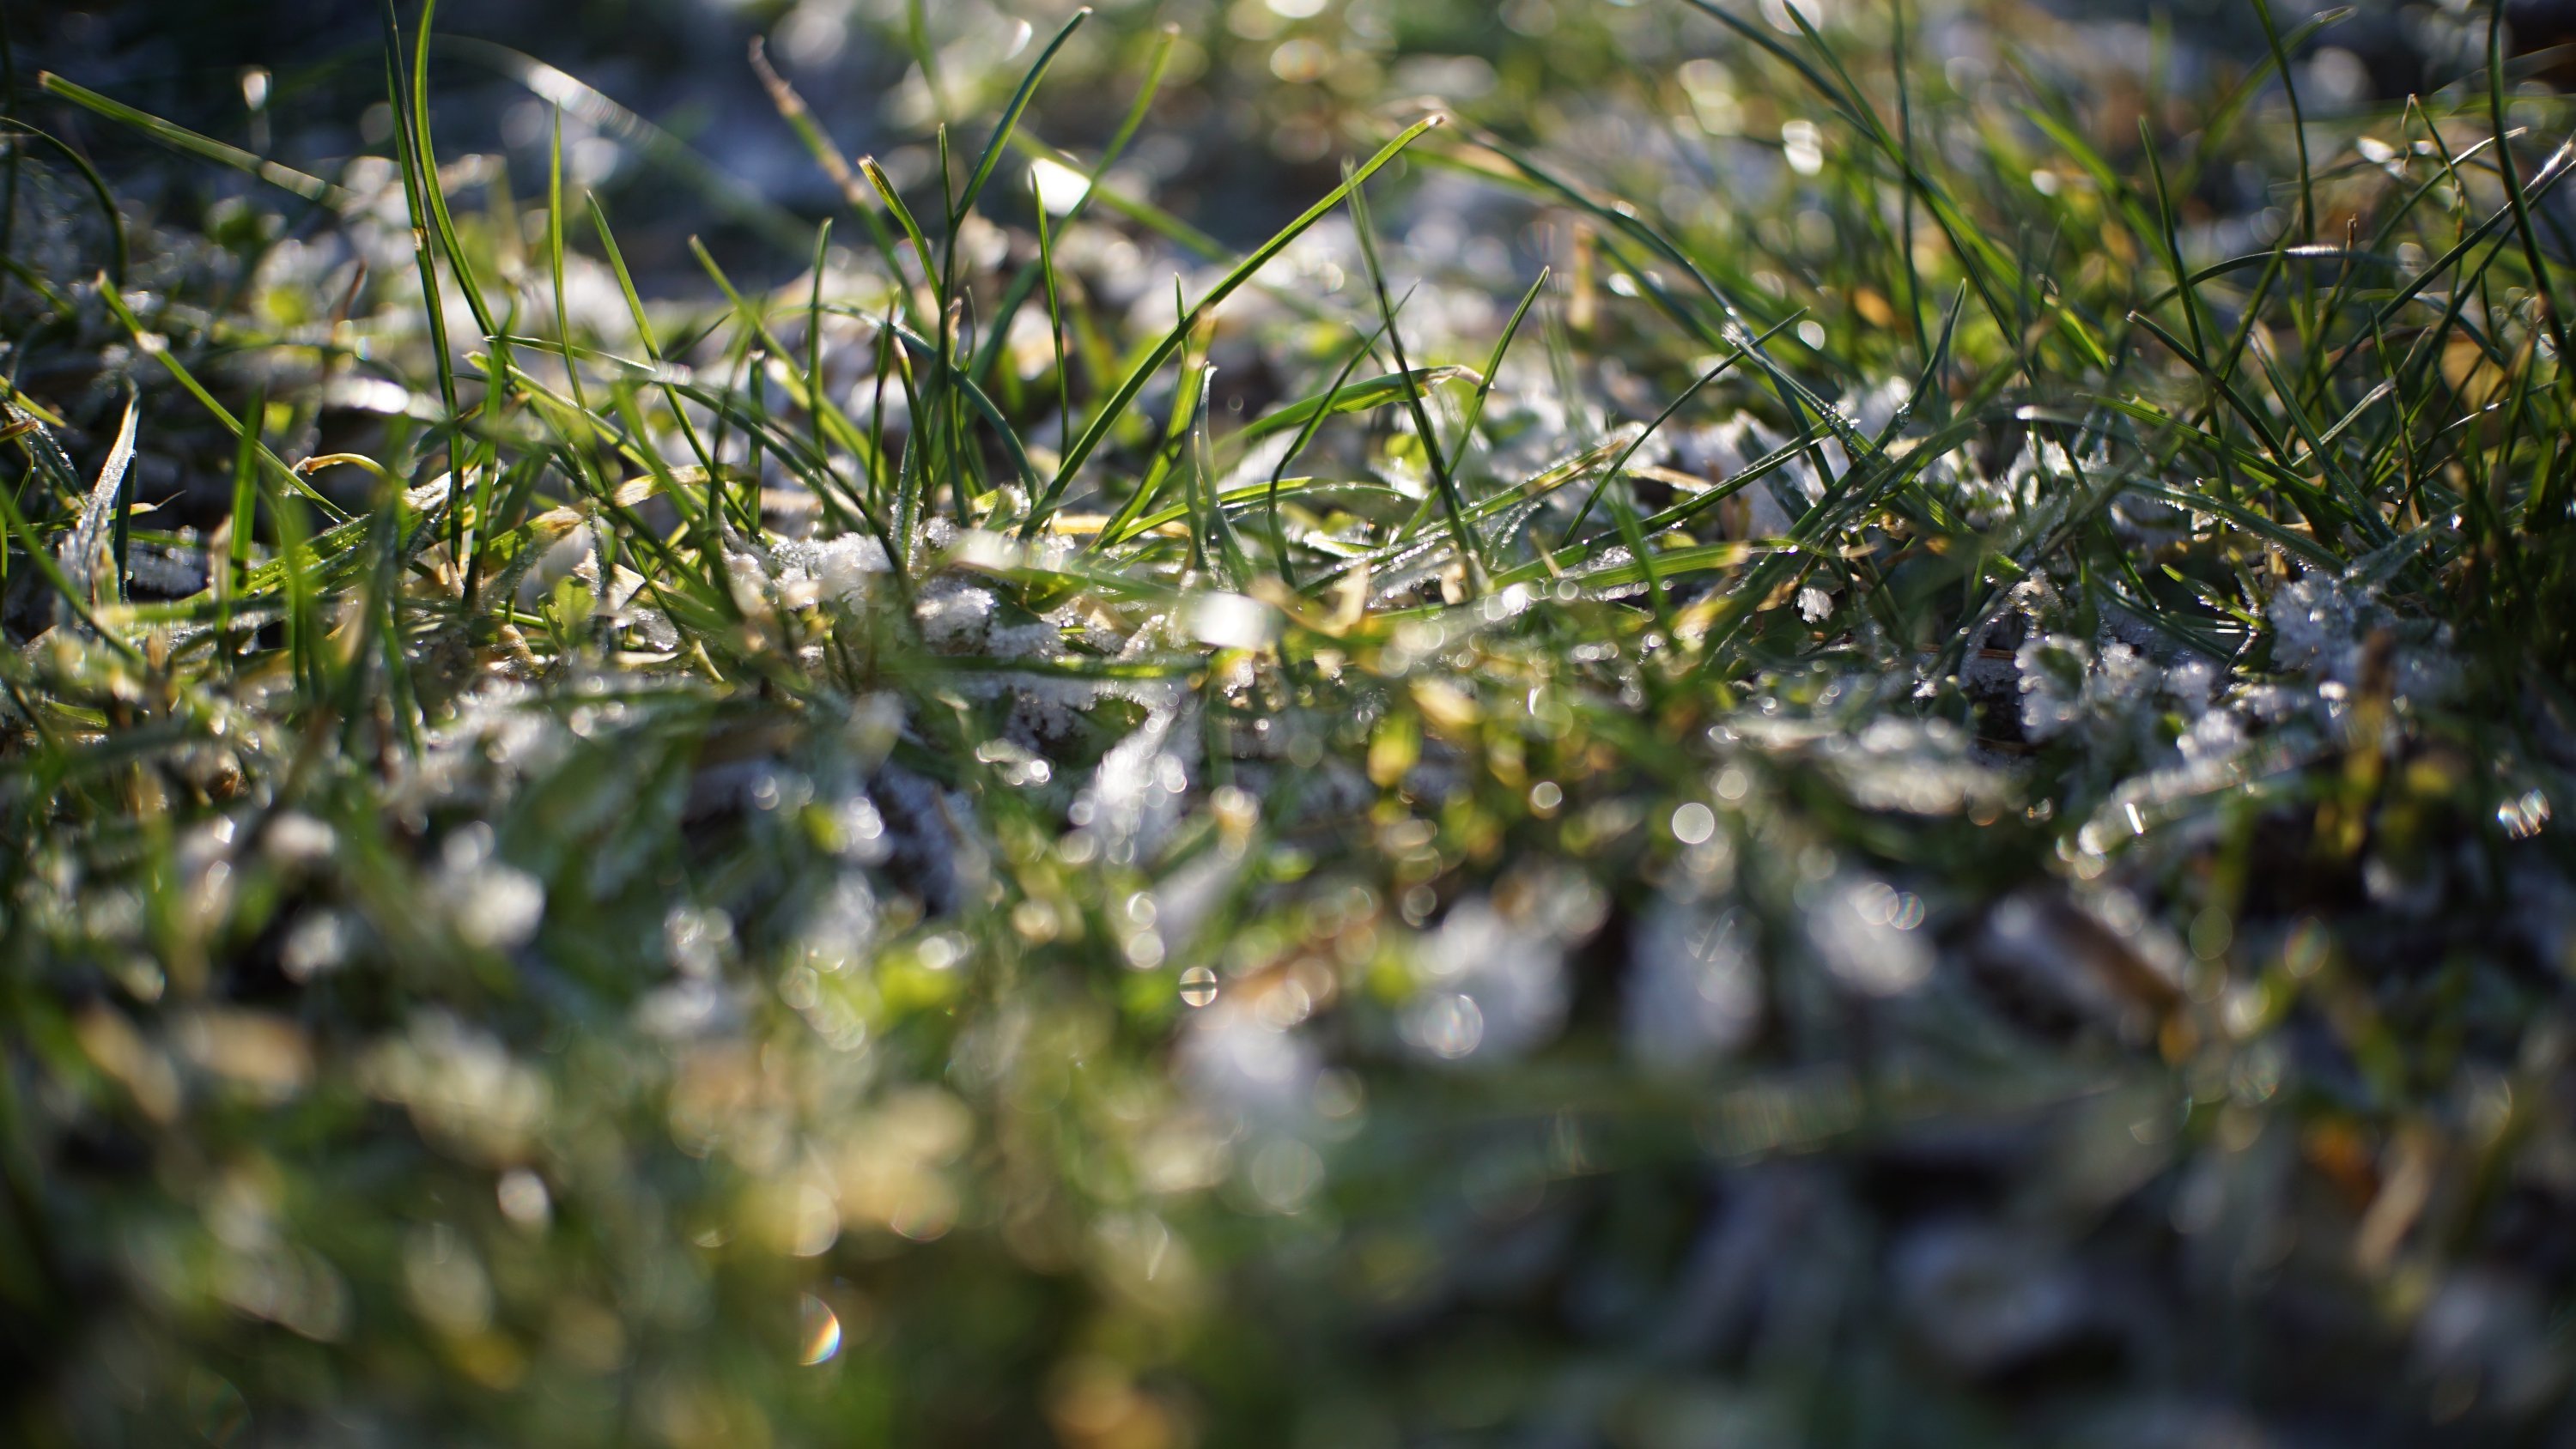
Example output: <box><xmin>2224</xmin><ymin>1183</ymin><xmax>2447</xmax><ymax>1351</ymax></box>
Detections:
<box><xmin>771</xmin><ymin>533</ymin><xmax>891</xmax><ymax>603</ymax></box>
<box><xmin>2015</xmin><ymin>635</ymin><xmax>2154</xmax><ymax>744</ymax></box>
<box><xmin>2266</xmin><ymin>567</ymin><xmax>2457</xmax><ymax>702</ymax></box>
<box><xmin>915</xmin><ymin>578</ymin><xmax>997</xmax><ymax>652</ymax></box>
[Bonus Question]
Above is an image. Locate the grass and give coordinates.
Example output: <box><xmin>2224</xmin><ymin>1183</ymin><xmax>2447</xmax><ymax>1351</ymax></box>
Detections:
<box><xmin>5</xmin><ymin>0</ymin><xmax>2576</xmax><ymax>1443</ymax></box>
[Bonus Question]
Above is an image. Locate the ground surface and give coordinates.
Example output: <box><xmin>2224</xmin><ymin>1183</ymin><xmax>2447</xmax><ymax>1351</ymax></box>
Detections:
<box><xmin>7</xmin><ymin>1</ymin><xmax>2576</xmax><ymax>1445</ymax></box>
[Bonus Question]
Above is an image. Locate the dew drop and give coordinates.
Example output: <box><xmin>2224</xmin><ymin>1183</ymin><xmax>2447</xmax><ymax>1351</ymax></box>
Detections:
<box><xmin>1670</xmin><ymin>802</ymin><xmax>1716</xmax><ymax>846</ymax></box>
<box><xmin>797</xmin><ymin>1294</ymin><xmax>842</xmax><ymax>1366</ymax></box>
<box><xmin>1178</xmin><ymin>967</ymin><xmax>1220</xmax><ymax>1008</ymax></box>
<box><xmin>1409</xmin><ymin>992</ymin><xmax>1485</xmax><ymax>1059</ymax></box>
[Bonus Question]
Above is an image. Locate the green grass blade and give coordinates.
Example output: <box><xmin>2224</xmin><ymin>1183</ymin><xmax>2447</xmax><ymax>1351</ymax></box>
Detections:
<box><xmin>36</xmin><ymin>71</ymin><xmax>349</xmax><ymax>208</ymax></box>
<box><xmin>1035</xmin><ymin>115</ymin><xmax>1443</xmax><ymax>531</ymax></box>
<box><xmin>951</xmin><ymin>8</ymin><xmax>1089</xmax><ymax>228</ymax></box>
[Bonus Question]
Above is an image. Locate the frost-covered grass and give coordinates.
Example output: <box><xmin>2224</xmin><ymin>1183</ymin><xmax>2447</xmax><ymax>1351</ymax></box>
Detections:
<box><xmin>8</xmin><ymin>0</ymin><xmax>2576</xmax><ymax>1443</ymax></box>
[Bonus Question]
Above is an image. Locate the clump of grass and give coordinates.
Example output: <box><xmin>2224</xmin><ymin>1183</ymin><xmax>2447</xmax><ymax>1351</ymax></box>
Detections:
<box><xmin>5</xmin><ymin>1</ymin><xmax>2576</xmax><ymax>1443</ymax></box>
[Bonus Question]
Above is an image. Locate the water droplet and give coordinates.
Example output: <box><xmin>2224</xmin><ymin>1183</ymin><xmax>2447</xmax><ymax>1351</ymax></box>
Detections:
<box><xmin>2500</xmin><ymin>788</ymin><xmax>2552</xmax><ymax>840</ymax></box>
<box><xmin>797</xmin><ymin>1294</ymin><xmax>842</xmax><ymax>1366</ymax></box>
<box><xmin>1670</xmin><ymin>802</ymin><xmax>1716</xmax><ymax>846</ymax></box>
<box><xmin>1179</xmin><ymin>967</ymin><xmax>1219</xmax><ymax>1007</ymax></box>
<box><xmin>1249</xmin><ymin>1138</ymin><xmax>1325</xmax><ymax>1213</ymax></box>
<box><xmin>786</xmin><ymin>1185</ymin><xmax>840</xmax><ymax>1258</ymax></box>
<box><xmin>495</xmin><ymin>1168</ymin><xmax>550</xmax><ymax>1229</ymax></box>
<box><xmin>917</xmin><ymin>933</ymin><xmax>965</xmax><ymax>972</ymax></box>
<box><xmin>1407</xmin><ymin>992</ymin><xmax>1485</xmax><ymax>1059</ymax></box>
<box><xmin>1400</xmin><ymin>885</ymin><xmax>1437</xmax><ymax>925</ymax></box>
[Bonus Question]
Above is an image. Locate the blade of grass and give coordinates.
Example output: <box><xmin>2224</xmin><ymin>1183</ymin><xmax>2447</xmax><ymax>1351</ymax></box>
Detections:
<box><xmin>2486</xmin><ymin>5</ymin><xmax>2575</xmax><ymax>375</ymax></box>
<box><xmin>1455</xmin><ymin>269</ymin><xmax>1549</xmax><ymax>470</ymax></box>
<box><xmin>1034</xmin><ymin>170</ymin><xmax>1071</xmax><ymax>457</ymax></box>
<box><xmin>951</xmin><ymin>8</ymin><xmax>1089</xmax><ymax>228</ymax></box>
<box><xmin>220</xmin><ymin>383</ymin><xmax>264</xmax><ymax>658</ymax></box>
<box><xmin>1560</xmin><ymin>315</ymin><xmax>1801</xmax><ymax>543</ymax></box>
<box><xmin>383</xmin><ymin>1</ymin><xmax>467</xmax><ymax>562</ymax></box>
<box><xmin>0</xmin><ymin>122</ymin><xmax>127</xmax><ymax>286</ymax></box>
<box><xmin>968</xmin><ymin>24</ymin><xmax>1181</xmax><ymax>389</ymax></box>
<box><xmin>1346</xmin><ymin>167</ymin><xmax>1481</xmax><ymax>592</ymax></box>
<box><xmin>1264</xmin><ymin>319</ymin><xmax>1390</xmax><ymax>585</ymax></box>
<box><xmin>36</xmin><ymin>72</ymin><xmax>349</xmax><ymax>208</ymax></box>
<box><xmin>93</xmin><ymin>282</ymin><xmax>348</xmax><ymax>522</ymax></box>
<box><xmin>586</xmin><ymin>192</ymin><xmax>726</xmax><ymax>549</ymax></box>
<box><xmin>747</xmin><ymin>35</ymin><xmax>914</xmax><ymax>314</ymax></box>
<box><xmin>1226</xmin><ymin>366</ymin><xmax>1472</xmax><ymax>458</ymax></box>
<box><xmin>59</xmin><ymin>389</ymin><xmax>137</xmax><ymax>613</ymax></box>
<box><xmin>1031</xmin><ymin>115</ymin><xmax>1445</xmax><ymax>532</ymax></box>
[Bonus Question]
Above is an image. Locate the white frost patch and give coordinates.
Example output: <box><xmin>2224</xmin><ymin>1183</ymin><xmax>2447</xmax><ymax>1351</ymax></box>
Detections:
<box><xmin>915</xmin><ymin>577</ymin><xmax>996</xmax><ymax>652</ymax></box>
<box><xmin>2015</xmin><ymin>634</ymin><xmax>2154</xmax><ymax>744</ymax></box>
<box><xmin>1808</xmin><ymin>874</ymin><xmax>1931</xmax><ymax>996</ymax></box>
<box><xmin>1402</xmin><ymin>897</ymin><xmax>1569</xmax><ymax>1064</ymax></box>
<box><xmin>771</xmin><ymin>533</ymin><xmax>891</xmax><ymax>603</ymax></box>
<box><xmin>1077</xmin><ymin>694</ymin><xmax>1196</xmax><ymax>863</ymax></box>
<box><xmin>430</xmin><ymin>823</ymin><xmax>546</xmax><ymax>951</ymax></box>
<box><xmin>2266</xmin><ymin>567</ymin><xmax>2458</xmax><ymax>703</ymax></box>
<box><xmin>1180</xmin><ymin>997</ymin><xmax>1318</xmax><ymax>1126</ymax></box>
<box><xmin>1625</xmin><ymin>896</ymin><xmax>1763</xmax><ymax>1070</ymax></box>
<box><xmin>1823</xmin><ymin>717</ymin><xmax>2003</xmax><ymax>816</ymax></box>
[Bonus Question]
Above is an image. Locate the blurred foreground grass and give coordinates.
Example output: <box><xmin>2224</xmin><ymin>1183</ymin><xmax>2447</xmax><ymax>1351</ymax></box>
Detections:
<box><xmin>7</xmin><ymin>0</ymin><xmax>2576</xmax><ymax>1444</ymax></box>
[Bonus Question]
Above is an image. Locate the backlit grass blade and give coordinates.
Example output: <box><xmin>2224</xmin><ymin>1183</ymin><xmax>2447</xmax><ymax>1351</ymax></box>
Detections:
<box><xmin>1226</xmin><ymin>367</ymin><xmax>1473</xmax><ymax>457</ymax></box>
<box><xmin>1456</xmin><ymin>269</ymin><xmax>1549</xmax><ymax>470</ymax></box>
<box><xmin>1264</xmin><ymin>320</ymin><xmax>1389</xmax><ymax>585</ymax></box>
<box><xmin>437</xmin><ymin>34</ymin><xmax>815</xmax><ymax>256</ymax></box>
<box><xmin>94</xmin><ymin>281</ymin><xmax>348</xmax><ymax>522</ymax></box>
<box><xmin>381</xmin><ymin>0</ymin><xmax>464</xmax><ymax>567</ymax></box>
<box><xmin>747</xmin><ymin>35</ymin><xmax>916</xmax><ymax>320</ymax></box>
<box><xmin>37</xmin><ymin>71</ymin><xmax>349</xmax><ymax>208</ymax></box>
<box><xmin>951</xmin><ymin>8</ymin><xmax>1089</xmax><ymax>228</ymax></box>
<box><xmin>1347</xmin><ymin>163</ymin><xmax>1482</xmax><ymax>590</ymax></box>
<box><xmin>968</xmin><ymin>24</ymin><xmax>1181</xmax><ymax>389</ymax></box>
<box><xmin>1033</xmin><ymin>115</ymin><xmax>1444</xmax><ymax>533</ymax></box>
<box><xmin>61</xmin><ymin>390</ymin><xmax>137</xmax><ymax>612</ymax></box>
<box><xmin>1560</xmin><ymin>316</ymin><xmax>1800</xmax><ymax>543</ymax></box>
